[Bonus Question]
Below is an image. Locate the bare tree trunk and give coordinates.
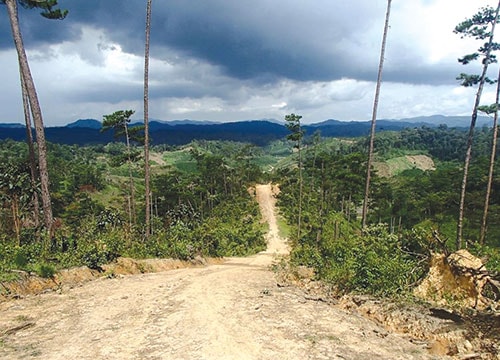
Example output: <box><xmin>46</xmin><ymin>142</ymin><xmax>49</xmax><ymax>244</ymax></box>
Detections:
<box><xmin>480</xmin><ymin>67</ymin><xmax>500</xmax><ymax>245</ymax></box>
<box><xmin>457</xmin><ymin>2</ymin><xmax>500</xmax><ymax>249</ymax></box>
<box><xmin>297</xmin><ymin>142</ymin><xmax>303</xmax><ymax>241</ymax></box>
<box><xmin>6</xmin><ymin>0</ymin><xmax>53</xmax><ymax>232</ymax></box>
<box><xmin>362</xmin><ymin>0</ymin><xmax>392</xmax><ymax>228</ymax></box>
<box><xmin>12</xmin><ymin>196</ymin><xmax>20</xmax><ymax>246</ymax></box>
<box><xmin>144</xmin><ymin>0</ymin><xmax>152</xmax><ymax>237</ymax></box>
<box><xmin>126</xmin><ymin>195</ymin><xmax>132</xmax><ymax>229</ymax></box>
<box><xmin>347</xmin><ymin>194</ymin><xmax>352</xmax><ymax>221</ymax></box>
<box><xmin>124</xmin><ymin>124</ymin><xmax>136</xmax><ymax>226</ymax></box>
<box><xmin>150</xmin><ymin>192</ymin><xmax>154</xmax><ymax>234</ymax></box>
<box><xmin>20</xmin><ymin>71</ymin><xmax>40</xmax><ymax>228</ymax></box>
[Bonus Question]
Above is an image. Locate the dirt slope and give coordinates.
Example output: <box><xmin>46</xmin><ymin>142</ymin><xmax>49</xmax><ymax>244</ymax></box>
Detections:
<box><xmin>0</xmin><ymin>184</ymin><xmax>437</xmax><ymax>359</ymax></box>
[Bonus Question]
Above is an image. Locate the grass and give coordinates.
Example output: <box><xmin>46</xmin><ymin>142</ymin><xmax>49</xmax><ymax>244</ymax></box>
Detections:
<box><xmin>14</xmin><ymin>315</ymin><xmax>31</xmax><ymax>322</ymax></box>
<box><xmin>385</xmin><ymin>156</ymin><xmax>416</xmax><ymax>175</ymax></box>
<box><xmin>35</xmin><ymin>263</ymin><xmax>56</xmax><ymax>278</ymax></box>
<box><xmin>162</xmin><ymin>148</ymin><xmax>197</xmax><ymax>173</ymax></box>
<box><xmin>90</xmin><ymin>182</ymin><xmax>122</xmax><ymax>208</ymax></box>
<box><xmin>255</xmin><ymin>155</ymin><xmax>290</xmax><ymax>172</ymax></box>
<box><xmin>0</xmin><ymin>271</ymin><xmax>21</xmax><ymax>283</ymax></box>
<box><xmin>374</xmin><ymin>154</ymin><xmax>434</xmax><ymax>177</ymax></box>
<box><xmin>276</xmin><ymin>214</ymin><xmax>291</xmax><ymax>239</ymax></box>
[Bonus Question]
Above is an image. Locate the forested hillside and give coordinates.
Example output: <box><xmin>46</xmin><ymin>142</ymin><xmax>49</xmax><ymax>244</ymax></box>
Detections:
<box><xmin>0</xmin><ymin>116</ymin><xmax>492</xmax><ymax>146</ymax></box>
<box><xmin>0</xmin><ymin>139</ymin><xmax>266</xmax><ymax>279</ymax></box>
<box><xmin>1</xmin><ymin>124</ymin><xmax>499</xmax><ymax>298</ymax></box>
<box><xmin>277</xmin><ymin>125</ymin><xmax>500</xmax><ymax>295</ymax></box>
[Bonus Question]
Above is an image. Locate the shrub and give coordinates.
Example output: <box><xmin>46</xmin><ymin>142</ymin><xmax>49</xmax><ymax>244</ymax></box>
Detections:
<box><xmin>469</xmin><ymin>244</ymin><xmax>500</xmax><ymax>274</ymax></box>
<box><xmin>14</xmin><ymin>251</ymin><xmax>29</xmax><ymax>269</ymax></box>
<box><xmin>291</xmin><ymin>220</ymin><xmax>426</xmax><ymax>297</ymax></box>
<box><xmin>80</xmin><ymin>246</ymin><xmax>106</xmax><ymax>270</ymax></box>
<box><xmin>36</xmin><ymin>263</ymin><xmax>56</xmax><ymax>278</ymax></box>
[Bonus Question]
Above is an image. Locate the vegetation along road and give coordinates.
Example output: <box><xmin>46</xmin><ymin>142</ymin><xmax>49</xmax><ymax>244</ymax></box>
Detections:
<box><xmin>0</xmin><ymin>184</ymin><xmax>438</xmax><ymax>359</ymax></box>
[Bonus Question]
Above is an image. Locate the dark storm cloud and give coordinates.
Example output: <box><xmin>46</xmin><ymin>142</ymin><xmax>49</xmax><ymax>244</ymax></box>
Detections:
<box><xmin>0</xmin><ymin>1</ymin><xmax>465</xmax><ymax>86</ymax></box>
<box><xmin>0</xmin><ymin>3</ymin><xmax>78</xmax><ymax>48</ymax></box>
<box><xmin>53</xmin><ymin>0</ymin><xmax>355</xmax><ymax>81</ymax></box>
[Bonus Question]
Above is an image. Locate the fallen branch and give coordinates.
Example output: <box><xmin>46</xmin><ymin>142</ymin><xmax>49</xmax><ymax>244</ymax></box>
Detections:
<box><xmin>2</xmin><ymin>322</ymin><xmax>35</xmax><ymax>336</ymax></box>
<box><xmin>432</xmin><ymin>230</ymin><xmax>449</xmax><ymax>256</ymax></box>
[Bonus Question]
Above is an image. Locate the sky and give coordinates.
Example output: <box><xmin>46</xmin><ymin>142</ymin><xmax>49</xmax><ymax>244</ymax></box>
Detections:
<box><xmin>0</xmin><ymin>0</ymin><xmax>499</xmax><ymax>126</ymax></box>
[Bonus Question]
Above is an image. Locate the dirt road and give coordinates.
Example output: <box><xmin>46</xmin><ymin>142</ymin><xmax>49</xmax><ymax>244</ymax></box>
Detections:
<box><xmin>0</xmin><ymin>184</ymin><xmax>438</xmax><ymax>359</ymax></box>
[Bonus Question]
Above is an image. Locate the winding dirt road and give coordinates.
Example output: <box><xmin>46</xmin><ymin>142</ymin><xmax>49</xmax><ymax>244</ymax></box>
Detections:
<box><xmin>0</xmin><ymin>184</ymin><xmax>438</xmax><ymax>359</ymax></box>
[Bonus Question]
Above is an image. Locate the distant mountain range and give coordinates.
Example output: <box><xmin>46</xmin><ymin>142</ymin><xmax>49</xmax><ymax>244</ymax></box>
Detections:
<box><xmin>65</xmin><ymin>119</ymin><xmax>102</xmax><ymax>129</ymax></box>
<box><xmin>0</xmin><ymin>115</ymin><xmax>492</xmax><ymax>146</ymax></box>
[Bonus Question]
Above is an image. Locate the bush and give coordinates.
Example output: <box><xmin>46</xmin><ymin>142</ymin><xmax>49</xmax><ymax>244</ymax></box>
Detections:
<box><xmin>78</xmin><ymin>231</ymin><xmax>124</xmax><ymax>270</ymax></box>
<box><xmin>35</xmin><ymin>263</ymin><xmax>56</xmax><ymax>278</ymax></box>
<box><xmin>80</xmin><ymin>246</ymin><xmax>106</xmax><ymax>270</ymax></box>
<box><xmin>469</xmin><ymin>244</ymin><xmax>500</xmax><ymax>274</ymax></box>
<box><xmin>291</xmin><ymin>220</ymin><xmax>426</xmax><ymax>297</ymax></box>
<box><xmin>52</xmin><ymin>216</ymin><xmax>127</xmax><ymax>270</ymax></box>
<box><xmin>14</xmin><ymin>251</ymin><xmax>29</xmax><ymax>269</ymax></box>
<box><xmin>193</xmin><ymin>200</ymin><xmax>265</xmax><ymax>257</ymax></box>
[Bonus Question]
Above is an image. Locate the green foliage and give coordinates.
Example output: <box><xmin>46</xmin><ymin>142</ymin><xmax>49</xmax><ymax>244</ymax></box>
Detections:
<box><xmin>285</xmin><ymin>113</ymin><xmax>305</xmax><ymax>145</ymax></box>
<box><xmin>454</xmin><ymin>4</ymin><xmax>500</xmax><ymax>75</ymax></box>
<box><xmin>369</xmin><ymin>126</ymin><xmax>500</xmax><ymax>162</ymax></box>
<box><xmin>35</xmin><ymin>263</ymin><xmax>56</xmax><ymax>278</ymax></box>
<box><xmin>469</xmin><ymin>243</ymin><xmax>500</xmax><ymax>274</ymax></box>
<box><xmin>456</xmin><ymin>73</ymin><xmax>496</xmax><ymax>87</ymax></box>
<box><xmin>101</xmin><ymin>110</ymin><xmax>135</xmax><ymax>137</ymax></box>
<box><xmin>277</xmin><ymin>127</ymin><xmax>498</xmax><ymax>296</ymax></box>
<box><xmin>64</xmin><ymin>217</ymin><xmax>125</xmax><ymax>269</ymax></box>
<box><xmin>80</xmin><ymin>247</ymin><xmax>107</xmax><ymax>270</ymax></box>
<box><xmin>290</xmin><ymin>219</ymin><xmax>425</xmax><ymax>297</ymax></box>
<box><xmin>478</xmin><ymin>103</ymin><xmax>499</xmax><ymax>115</ymax></box>
<box><xmin>0</xmin><ymin>240</ymin><xmax>57</xmax><ymax>280</ymax></box>
<box><xmin>161</xmin><ymin>147</ymin><xmax>197</xmax><ymax>173</ymax></box>
<box><xmin>2</xmin><ymin>124</ymin><xmax>500</xmax><ymax>302</ymax></box>
<box><xmin>16</xmin><ymin>0</ymin><xmax>68</xmax><ymax>20</ymax></box>
<box><xmin>197</xmin><ymin>199</ymin><xmax>265</xmax><ymax>257</ymax></box>
<box><xmin>454</xmin><ymin>6</ymin><xmax>499</xmax><ymax>41</ymax></box>
<box><xmin>14</xmin><ymin>251</ymin><xmax>29</xmax><ymax>268</ymax></box>
<box><xmin>0</xmin><ymin>137</ymin><xmax>269</xmax><ymax>281</ymax></box>
<box><xmin>278</xmin><ymin>147</ymin><xmax>367</xmax><ymax>228</ymax></box>
<box><xmin>1</xmin><ymin>242</ymin><xmax>43</xmax><ymax>270</ymax></box>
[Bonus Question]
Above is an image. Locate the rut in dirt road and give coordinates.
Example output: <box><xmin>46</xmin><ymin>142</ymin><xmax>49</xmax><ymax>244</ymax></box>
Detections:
<box><xmin>0</xmin><ymin>184</ymin><xmax>438</xmax><ymax>359</ymax></box>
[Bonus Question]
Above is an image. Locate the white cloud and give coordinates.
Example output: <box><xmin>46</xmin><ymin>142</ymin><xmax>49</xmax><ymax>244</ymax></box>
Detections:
<box><xmin>390</xmin><ymin>1</ymin><xmax>492</xmax><ymax>65</ymax></box>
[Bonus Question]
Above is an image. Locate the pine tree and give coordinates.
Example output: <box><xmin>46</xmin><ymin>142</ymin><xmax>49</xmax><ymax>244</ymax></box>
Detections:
<box><xmin>144</xmin><ymin>0</ymin><xmax>153</xmax><ymax>237</ymax></box>
<box><xmin>454</xmin><ymin>2</ymin><xmax>500</xmax><ymax>249</ymax></box>
<box><xmin>2</xmin><ymin>0</ymin><xmax>67</xmax><ymax>234</ymax></box>
<box><xmin>362</xmin><ymin>0</ymin><xmax>392</xmax><ymax>228</ymax></box>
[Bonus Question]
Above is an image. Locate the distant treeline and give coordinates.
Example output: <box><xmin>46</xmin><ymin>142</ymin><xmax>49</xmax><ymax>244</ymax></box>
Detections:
<box><xmin>0</xmin><ymin>120</ymin><xmax>477</xmax><ymax>147</ymax></box>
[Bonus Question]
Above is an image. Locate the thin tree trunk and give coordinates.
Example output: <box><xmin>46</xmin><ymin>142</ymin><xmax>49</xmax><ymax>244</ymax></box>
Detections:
<box><xmin>347</xmin><ymin>193</ymin><xmax>352</xmax><ymax>221</ymax></box>
<box><xmin>150</xmin><ymin>192</ymin><xmax>154</xmax><ymax>234</ymax></box>
<box><xmin>144</xmin><ymin>0</ymin><xmax>152</xmax><ymax>237</ymax></box>
<box><xmin>126</xmin><ymin>195</ymin><xmax>132</xmax><ymax>229</ymax></box>
<box><xmin>124</xmin><ymin>124</ymin><xmax>136</xmax><ymax>226</ymax></box>
<box><xmin>12</xmin><ymin>196</ymin><xmax>20</xmax><ymax>246</ymax></box>
<box><xmin>6</xmin><ymin>0</ymin><xmax>53</xmax><ymax>232</ymax></box>
<box><xmin>297</xmin><ymin>139</ymin><xmax>303</xmax><ymax>241</ymax></box>
<box><xmin>362</xmin><ymin>0</ymin><xmax>392</xmax><ymax>228</ymax></box>
<box><xmin>480</xmin><ymin>66</ymin><xmax>500</xmax><ymax>245</ymax></box>
<box><xmin>319</xmin><ymin>160</ymin><xmax>325</xmax><ymax>242</ymax></box>
<box><xmin>308</xmin><ymin>133</ymin><xmax>320</xmax><ymax>207</ymax></box>
<box><xmin>457</xmin><ymin>1</ymin><xmax>500</xmax><ymax>249</ymax></box>
<box><xmin>20</xmin><ymin>71</ymin><xmax>40</xmax><ymax>228</ymax></box>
